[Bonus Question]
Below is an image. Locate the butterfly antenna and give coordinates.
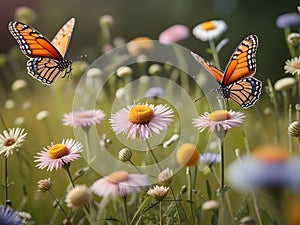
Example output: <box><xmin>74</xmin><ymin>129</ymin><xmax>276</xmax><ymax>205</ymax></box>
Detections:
<box><xmin>194</xmin><ymin>95</ymin><xmax>204</xmax><ymax>102</ymax></box>
<box><xmin>72</xmin><ymin>54</ymin><xmax>88</xmax><ymax>62</ymax></box>
<box><xmin>194</xmin><ymin>89</ymin><xmax>213</xmax><ymax>102</ymax></box>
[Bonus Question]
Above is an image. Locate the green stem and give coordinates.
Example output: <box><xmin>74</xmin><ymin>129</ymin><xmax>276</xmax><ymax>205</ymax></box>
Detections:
<box><xmin>217</xmin><ymin>96</ymin><xmax>226</xmax><ymax>110</ymax></box>
<box><xmin>298</xmin><ymin>136</ymin><xmax>300</xmax><ymax>155</ymax></box>
<box><xmin>218</xmin><ymin>137</ymin><xmax>225</xmax><ymax>225</ymax></box>
<box><xmin>219</xmin><ymin>138</ymin><xmax>225</xmax><ymax>193</ymax></box>
<box><xmin>0</xmin><ymin>111</ymin><xmax>8</xmax><ymax>129</ymax></box>
<box><xmin>4</xmin><ymin>156</ymin><xmax>8</xmax><ymax>204</ymax></box>
<box><xmin>209</xmin><ymin>166</ymin><xmax>234</xmax><ymax>224</ymax></box>
<box><xmin>64</xmin><ymin>165</ymin><xmax>75</xmax><ymax>188</ymax></box>
<box><xmin>145</xmin><ymin>139</ymin><xmax>162</xmax><ymax>172</ymax></box>
<box><xmin>82</xmin><ymin>204</ymin><xmax>94</xmax><ymax>225</ymax></box>
<box><xmin>288</xmin><ymin>104</ymin><xmax>293</xmax><ymax>153</ymax></box>
<box><xmin>100</xmin><ymin>24</ymin><xmax>111</xmax><ymax>51</ymax></box>
<box><xmin>130</xmin><ymin>196</ymin><xmax>160</xmax><ymax>225</ymax></box>
<box><xmin>169</xmin><ymin>185</ymin><xmax>184</xmax><ymax>225</ymax></box>
<box><xmin>173</xmin><ymin>45</ymin><xmax>189</xmax><ymax>92</ymax></box>
<box><xmin>122</xmin><ymin>196</ymin><xmax>129</xmax><ymax>225</ymax></box>
<box><xmin>48</xmin><ymin>189</ymin><xmax>73</xmax><ymax>225</ymax></box>
<box><xmin>186</xmin><ymin>167</ymin><xmax>194</xmax><ymax>224</ymax></box>
<box><xmin>128</xmin><ymin>160</ymin><xmax>144</xmax><ymax>174</ymax></box>
<box><xmin>83</xmin><ymin>127</ymin><xmax>92</xmax><ymax>163</ymax></box>
<box><xmin>209</xmin><ymin>166</ymin><xmax>221</xmax><ymax>185</ymax></box>
<box><xmin>284</xmin><ymin>27</ymin><xmax>296</xmax><ymax>58</ymax></box>
<box><xmin>251</xmin><ymin>190</ymin><xmax>263</xmax><ymax>225</ymax></box>
<box><xmin>208</xmin><ymin>40</ymin><xmax>220</xmax><ymax>68</ymax></box>
<box><xmin>297</xmin><ymin>75</ymin><xmax>300</xmax><ymax>104</ymax></box>
<box><xmin>159</xmin><ymin>201</ymin><xmax>163</xmax><ymax>225</ymax></box>
<box><xmin>282</xmin><ymin>91</ymin><xmax>290</xmax><ymax>146</ymax></box>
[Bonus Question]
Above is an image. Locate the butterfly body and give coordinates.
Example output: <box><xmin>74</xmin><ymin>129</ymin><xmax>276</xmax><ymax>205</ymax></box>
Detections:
<box><xmin>8</xmin><ymin>18</ymin><xmax>75</xmax><ymax>85</ymax></box>
<box><xmin>191</xmin><ymin>34</ymin><xmax>262</xmax><ymax>108</ymax></box>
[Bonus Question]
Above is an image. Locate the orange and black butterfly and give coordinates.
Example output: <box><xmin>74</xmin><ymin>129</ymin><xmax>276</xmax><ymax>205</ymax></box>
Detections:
<box><xmin>8</xmin><ymin>18</ymin><xmax>75</xmax><ymax>85</ymax></box>
<box><xmin>191</xmin><ymin>34</ymin><xmax>262</xmax><ymax>108</ymax></box>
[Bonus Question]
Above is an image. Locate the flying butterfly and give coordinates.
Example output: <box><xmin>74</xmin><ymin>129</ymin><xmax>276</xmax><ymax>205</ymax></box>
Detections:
<box><xmin>191</xmin><ymin>34</ymin><xmax>262</xmax><ymax>108</ymax></box>
<box><xmin>8</xmin><ymin>18</ymin><xmax>75</xmax><ymax>85</ymax></box>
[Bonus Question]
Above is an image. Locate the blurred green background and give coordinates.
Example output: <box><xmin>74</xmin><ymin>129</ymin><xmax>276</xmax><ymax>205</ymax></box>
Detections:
<box><xmin>0</xmin><ymin>1</ymin><xmax>299</xmax><ymax>224</ymax></box>
<box><xmin>1</xmin><ymin>0</ymin><xmax>299</xmax><ymax>85</ymax></box>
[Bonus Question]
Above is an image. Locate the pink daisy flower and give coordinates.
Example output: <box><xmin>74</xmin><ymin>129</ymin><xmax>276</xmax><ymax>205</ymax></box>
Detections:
<box><xmin>193</xmin><ymin>110</ymin><xmax>245</xmax><ymax>132</ymax></box>
<box><xmin>110</xmin><ymin>103</ymin><xmax>173</xmax><ymax>140</ymax></box>
<box><xmin>91</xmin><ymin>170</ymin><xmax>149</xmax><ymax>198</ymax></box>
<box><xmin>34</xmin><ymin>139</ymin><xmax>83</xmax><ymax>171</ymax></box>
<box><xmin>62</xmin><ymin>109</ymin><xmax>106</xmax><ymax>127</ymax></box>
<box><xmin>158</xmin><ymin>24</ymin><xmax>189</xmax><ymax>45</ymax></box>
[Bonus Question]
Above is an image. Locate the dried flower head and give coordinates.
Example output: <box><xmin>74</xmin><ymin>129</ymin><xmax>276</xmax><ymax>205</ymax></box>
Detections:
<box><xmin>147</xmin><ymin>185</ymin><xmax>169</xmax><ymax>201</ymax></box>
<box><xmin>158</xmin><ymin>168</ymin><xmax>173</xmax><ymax>185</ymax></box>
<box><xmin>65</xmin><ymin>185</ymin><xmax>91</xmax><ymax>209</ymax></box>
<box><xmin>37</xmin><ymin>178</ymin><xmax>53</xmax><ymax>192</ymax></box>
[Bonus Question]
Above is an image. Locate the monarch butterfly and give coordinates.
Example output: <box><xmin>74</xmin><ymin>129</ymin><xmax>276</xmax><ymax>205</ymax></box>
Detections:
<box><xmin>191</xmin><ymin>34</ymin><xmax>262</xmax><ymax>108</ymax></box>
<box><xmin>8</xmin><ymin>18</ymin><xmax>75</xmax><ymax>85</ymax></box>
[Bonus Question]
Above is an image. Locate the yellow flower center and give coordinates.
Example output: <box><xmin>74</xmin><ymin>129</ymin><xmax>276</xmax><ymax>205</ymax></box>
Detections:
<box><xmin>292</xmin><ymin>60</ymin><xmax>300</xmax><ymax>69</ymax></box>
<box><xmin>127</xmin><ymin>37</ymin><xmax>154</xmax><ymax>56</ymax></box>
<box><xmin>201</xmin><ymin>21</ymin><xmax>216</xmax><ymax>31</ymax></box>
<box><xmin>78</xmin><ymin>113</ymin><xmax>93</xmax><ymax>118</ymax></box>
<box><xmin>252</xmin><ymin>145</ymin><xmax>291</xmax><ymax>163</ymax></box>
<box><xmin>209</xmin><ymin>110</ymin><xmax>230</xmax><ymax>122</ymax></box>
<box><xmin>129</xmin><ymin>105</ymin><xmax>154</xmax><ymax>124</ymax></box>
<box><xmin>48</xmin><ymin>144</ymin><xmax>70</xmax><ymax>159</ymax></box>
<box><xmin>107</xmin><ymin>170</ymin><xmax>129</xmax><ymax>184</ymax></box>
<box><xmin>4</xmin><ymin>138</ymin><xmax>16</xmax><ymax>147</ymax></box>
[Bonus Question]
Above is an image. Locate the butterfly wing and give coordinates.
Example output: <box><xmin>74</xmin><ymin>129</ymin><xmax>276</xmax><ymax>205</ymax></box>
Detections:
<box><xmin>8</xmin><ymin>21</ymin><xmax>63</xmax><ymax>60</ymax></box>
<box><xmin>27</xmin><ymin>57</ymin><xmax>72</xmax><ymax>85</ymax></box>
<box><xmin>222</xmin><ymin>77</ymin><xmax>262</xmax><ymax>108</ymax></box>
<box><xmin>222</xmin><ymin>35</ymin><xmax>258</xmax><ymax>86</ymax></box>
<box><xmin>51</xmin><ymin>18</ymin><xmax>75</xmax><ymax>57</ymax></box>
<box><xmin>191</xmin><ymin>51</ymin><xmax>224</xmax><ymax>84</ymax></box>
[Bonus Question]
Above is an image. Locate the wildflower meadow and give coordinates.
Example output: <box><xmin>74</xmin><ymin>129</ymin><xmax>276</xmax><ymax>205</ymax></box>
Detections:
<box><xmin>1</xmin><ymin>1</ymin><xmax>300</xmax><ymax>225</ymax></box>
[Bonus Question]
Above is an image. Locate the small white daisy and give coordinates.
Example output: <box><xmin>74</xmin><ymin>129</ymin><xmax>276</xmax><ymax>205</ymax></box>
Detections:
<box><xmin>284</xmin><ymin>57</ymin><xmax>300</xmax><ymax>76</ymax></box>
<box><xmin>0</xmin><ymin>128</ymin><xmax>27</xmax><ymax>157</ymax></box>
<box><xmin>193</xmin><ymin>20</ymin><xmax>227</xmax><ymax>41</ymax></box>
